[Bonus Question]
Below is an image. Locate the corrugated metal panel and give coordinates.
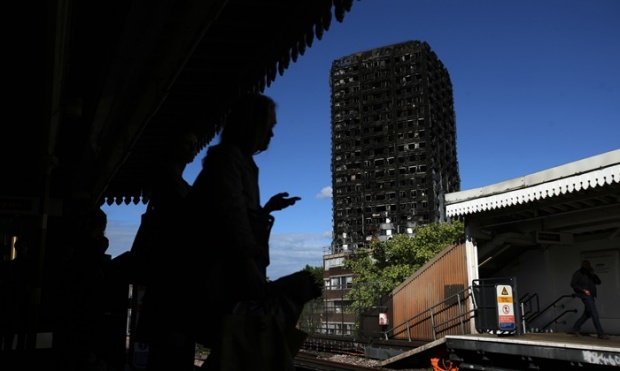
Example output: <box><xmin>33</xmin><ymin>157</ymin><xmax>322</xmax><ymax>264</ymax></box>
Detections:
<box><xmin>390</xmin><ymin>242</ymin><xmax>474</xmax><ymax>341</ymax></box>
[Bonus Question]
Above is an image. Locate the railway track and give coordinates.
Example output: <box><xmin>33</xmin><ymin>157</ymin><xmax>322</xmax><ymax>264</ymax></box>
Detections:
<box><xmin>193</xmin><ymin>335</ymin><xmax>431</xmax><ymax>370</ymax></box>
<box><xmin>294</xmin><ymin>352</ymin><xmax>381</xmax><ymax>370</ymax></box>
<box><xmin>297</xmin><ymin>334</ymin><xmax>435</xmax><ymax>370</ymax></box>
<box><xmin>301</xmin><ymin>334</ymin><xmax>426</xmax><ymax>356</ymax></box>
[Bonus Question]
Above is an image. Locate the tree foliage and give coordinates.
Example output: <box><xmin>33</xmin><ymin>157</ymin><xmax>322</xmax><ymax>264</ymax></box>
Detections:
<box><xmin>344</xmin><ymin>220</ymin><xmax>464</xmax><ymax>321</ymax></box>
<box><xmin>297</xmin><ymin>264</ymin><xmax>324</xmax><ymax>334</ymax></box>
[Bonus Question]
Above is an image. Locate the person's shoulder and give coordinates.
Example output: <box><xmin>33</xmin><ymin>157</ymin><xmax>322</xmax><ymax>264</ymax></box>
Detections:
<box><xmin>205</xmin><ymin>143</ymin><xmax>245</xmax><ymax>163</ymax></box>
<box><xmin>208</xmin><ymin>143</ymin><xmax>241</xmax><ymax>155</ymax></box>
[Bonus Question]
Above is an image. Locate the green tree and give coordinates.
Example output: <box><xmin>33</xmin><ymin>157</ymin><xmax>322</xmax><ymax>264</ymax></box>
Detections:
<box><xmin>297</xmin><ymin>264</ymin><xmax>324</xmax><ymax>334</ymax></box>
<box><xmin>344</xmin><ymin>220</ymin><xmax>464</xmax><ymax>326</ymax></box>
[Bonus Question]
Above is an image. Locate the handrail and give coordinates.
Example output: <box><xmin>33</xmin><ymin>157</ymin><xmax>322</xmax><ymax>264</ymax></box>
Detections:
<box><xmin>526</xmin><ymin>294</ymin><xmax>575</xmax><ymax>324</ymax></box>
<box><xmin>379</xmin><ymin>285</ymin><xmax>476</xmax><ymax>341</ymax></box>
<box><xmin>539</xmin><ymin>309</ymin><xmax>578</xmax><ymax>331</ymax></box>
<box><xmin>520</xmin><ymin>292</ymin><xmax>540</xmax><ymax>321</ymax></box>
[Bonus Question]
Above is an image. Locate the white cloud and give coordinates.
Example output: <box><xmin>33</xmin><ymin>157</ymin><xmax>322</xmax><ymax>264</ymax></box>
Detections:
<box><xmin>267</xmin><ymin>232</ymin><xmax>331</xmax><ymax>280</ymax></box>
<box><xmin>102</xmin><ymin>203</ymin><xmax>144</xmax><ymax>258</ymax></box>
<box><xmin>104</xmin><ymin>205</ymin><xmax>333</xmax><ymax>281</ymax></box>
<box><xmin>315</xmin><ymin>186</ymin><xmax>332</xmax><ymax>200</ymax></box>
<box><xmin>104</xmin><ymin>219</ymin><xmax>140</xmax><ymax>258</ymax></box>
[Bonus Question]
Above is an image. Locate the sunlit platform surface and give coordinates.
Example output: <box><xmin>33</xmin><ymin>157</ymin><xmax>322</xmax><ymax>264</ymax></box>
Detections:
<box><xmin>381</xmin><ymin>332</ymin><xmax>620</xmax><ymax>369</ymax></box>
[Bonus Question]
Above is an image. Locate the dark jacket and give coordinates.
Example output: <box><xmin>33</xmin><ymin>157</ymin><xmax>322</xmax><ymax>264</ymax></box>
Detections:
<box><xmin>181</xmin><ymin>143</ymin><xmax>274</xmax><ymax>315</ymax></box>
<box><xmin>185</xmin><ymin>143</ymin><xmax>273</xmax><ymax>272</ymax></box>
<box><xmin>130</xmin><ymin>159</ymin><xmax>192</xmax><ymax>285</ymax></box>
<box><xmin>570</xmin><ymin>267</ymin><xmax>601</xmax><ymax>299</ymax></box>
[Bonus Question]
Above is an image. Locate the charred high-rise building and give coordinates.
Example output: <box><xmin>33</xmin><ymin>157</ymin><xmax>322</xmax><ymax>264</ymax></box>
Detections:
<box><xmin>330</xmin><ymin>40</ymin><xmax>460</xmax><ymax>253</ymax></box>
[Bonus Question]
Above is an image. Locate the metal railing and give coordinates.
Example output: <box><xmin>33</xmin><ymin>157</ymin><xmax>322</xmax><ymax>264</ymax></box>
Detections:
<box><xmin>378</xmin><ymin>285</ymin><xmax>477</xmax><ymax>341</ymax></box>
<box><xmin>376</xmin><ymin>277</ymin><xmax>528</xmax><ymax>342</ymax></box>
<box><xmin>519</xmin><ymin>292</ymin><xmax>540</xmax><ymax>322</ymax></box>
<box><xmin>521</xmin><ymin>293</ymin><xmax>576</xmax><ymax>332</ymax></box>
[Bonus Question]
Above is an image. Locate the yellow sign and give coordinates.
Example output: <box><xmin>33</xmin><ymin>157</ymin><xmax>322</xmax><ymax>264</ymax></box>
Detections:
<box><xmin>496</xmin><ymin>284</ymin><xmax>515</xmax><ymax>331</ymax></box>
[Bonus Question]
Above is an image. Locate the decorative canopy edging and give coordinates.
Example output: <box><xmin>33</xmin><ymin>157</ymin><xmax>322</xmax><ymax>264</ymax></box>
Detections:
<box><xmin>446</xmin><ymin>162</ymin><xmax>620</xmax><ymax>218</ymax></box>
<box><xmin>258</xmin><ymin>0</ymin><xmax>354</xmax><ymax>92</ymax></box>
<box><xmin>99</xmin><ymin>0</ymin><xmax>355</xmax><ymax>206</ymax></box>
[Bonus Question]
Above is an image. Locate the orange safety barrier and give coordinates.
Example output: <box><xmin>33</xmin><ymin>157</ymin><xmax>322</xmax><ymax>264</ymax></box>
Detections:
<box><xmin>431</xmin><ymin>357</ymin><xmax>459</xmax><ymax>371</ymax></box>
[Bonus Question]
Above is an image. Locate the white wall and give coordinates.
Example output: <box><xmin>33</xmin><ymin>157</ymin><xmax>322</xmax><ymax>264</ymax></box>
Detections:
<box><xmin>506</xmin><ymin>240</ymin><xmax>620</xmax><ymax>335</ymax></box>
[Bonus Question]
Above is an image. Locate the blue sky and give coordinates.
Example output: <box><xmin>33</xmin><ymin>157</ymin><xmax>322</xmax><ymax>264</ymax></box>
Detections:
<box><xmin>103</xmin><ymin>0</ymin><xmax>620</xmax><ymax>280</ymax></box>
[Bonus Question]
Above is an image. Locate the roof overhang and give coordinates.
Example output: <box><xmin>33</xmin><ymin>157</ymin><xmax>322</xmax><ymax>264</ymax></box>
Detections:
<box><xmin>3</xmin><ymin>0</ymin><xmax>356</xmax><ymax>209</ymax></box>
<box><xmin>447</xmin><ymin>149</ymin><xmax>620</xmax><ymax>217</ymax></box>
<box><xmin>445</xmin><ymin>149</ymin><xmax>620</xmax><ymax>276</ymax></box>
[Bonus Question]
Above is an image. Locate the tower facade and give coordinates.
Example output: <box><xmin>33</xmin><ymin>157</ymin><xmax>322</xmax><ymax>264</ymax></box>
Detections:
<box><xmin>330</xmin><ymin>40</ymin><xmax>460</xmax><ymax>253</ymax></box>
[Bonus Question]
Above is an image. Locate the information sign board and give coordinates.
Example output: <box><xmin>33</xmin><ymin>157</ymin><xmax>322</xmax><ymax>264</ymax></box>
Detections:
<box><xmin>496</xmin><ymin>285</ymin><xmax>515</xmax><ymax>331</ymax></box>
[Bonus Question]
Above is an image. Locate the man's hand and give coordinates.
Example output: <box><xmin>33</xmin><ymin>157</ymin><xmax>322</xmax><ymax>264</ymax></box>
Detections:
<box><xmin>264</xmin><ymin>192</ymin><xmax>301</xmax><ymax>213</ymax></box>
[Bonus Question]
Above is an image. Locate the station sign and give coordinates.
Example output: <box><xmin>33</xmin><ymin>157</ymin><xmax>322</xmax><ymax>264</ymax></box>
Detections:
<box><xmin>496</xmin><ymin>284</ymin><xmax>515</xmax><ymax>331</ymax></box>
<box><xmin>379</xmin><ymin>312</ymin><xmax>389</xmax><ymax>326</ymax></box>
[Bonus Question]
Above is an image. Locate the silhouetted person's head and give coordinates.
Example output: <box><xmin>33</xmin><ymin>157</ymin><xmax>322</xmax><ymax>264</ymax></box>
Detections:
<box><xmin>220</xmin><ymin>93</ymin><xmax>277</xmax><ymax>155</ymax></box>
<box><xmin>85</xmin><ymin>208</ymin><xmax>107</xmax><ymax>239</ymax></box>
<box><xmin>170</xmin><ymin>130</ymin><xmax>199</xmax><ymax>166</ymax></box>
<box><xmin>581</xmin><ymin>259</ymin><xmax>593</xmax><ymax>273</ymax></box>
<box><xmin>84</xmin><ymin>208</ymin><xmax>109</xmax><ymax>254</ymax></box>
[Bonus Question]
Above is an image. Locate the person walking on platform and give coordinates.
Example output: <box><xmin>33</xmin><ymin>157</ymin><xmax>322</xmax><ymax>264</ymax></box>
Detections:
<box><xmin>568</xmin><ymin>260</ymin><xmax>609</xmax><ymax>340</ymax></box>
